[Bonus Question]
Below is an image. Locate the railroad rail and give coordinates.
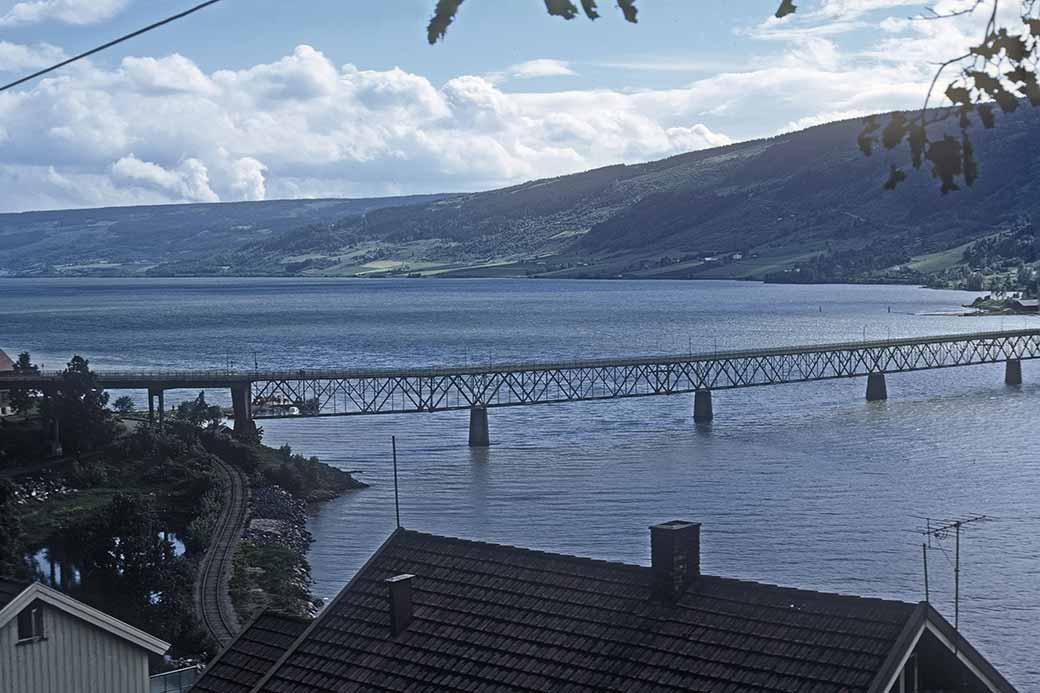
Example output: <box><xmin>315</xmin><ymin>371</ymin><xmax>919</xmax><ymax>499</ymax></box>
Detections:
<box><xmin>193</xmin><ymin>455</ymin><xmax>248</xmax><ymax>647</ymax></box>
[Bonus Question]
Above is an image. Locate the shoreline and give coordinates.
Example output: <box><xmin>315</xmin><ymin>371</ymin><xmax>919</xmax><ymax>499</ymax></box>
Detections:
<box><xmin>6</xmin><ymin>419</ymin><xmax>365</xmax><ymax>658</ymax></box>
<box><xmin>0</xmin><ymin>273</ymin><xmax>991</xmax><ymax>297</ymax></box>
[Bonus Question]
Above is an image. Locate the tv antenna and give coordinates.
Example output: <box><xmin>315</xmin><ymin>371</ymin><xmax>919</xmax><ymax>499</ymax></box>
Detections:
<box><xmin>392</xmin><ymin>436</ymin><xmax>401</xmax><ymax>529</ymax></box>
<box><xmin>914</xmin><ymin>514</ymin><xmax>989</xmax><ymax>651</ymax></box>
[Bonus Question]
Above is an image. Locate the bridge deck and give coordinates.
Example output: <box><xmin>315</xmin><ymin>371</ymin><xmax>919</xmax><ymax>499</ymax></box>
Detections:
<box><xmin>3</xmin><ymin>329</ymin><xmax>1037</xmax><ymax>418</ymax></box>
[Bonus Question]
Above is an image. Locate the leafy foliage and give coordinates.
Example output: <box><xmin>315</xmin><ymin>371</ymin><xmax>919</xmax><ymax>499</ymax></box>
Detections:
<box><xmin>9</xmin><ymin>352</ymin><xmax>38</xmax><ymax>415</ymax></box>
<box><xmin>64</xmin><ymin>493</ymin><xmax>203</xmax><ymax>653</ymax></box>
<box><xmin>857</xmin><ymin>1</ymin><xmax>1040</xmax><ymax>192</ymax></box>
<box><xmin>172</xmin><ymin>391</ymin><xmax>224</xmax><ymax>429</ymax></box>
<box><xmin>963</xmin><ymin>218</ymin><xmax>1038</xmax><ymax>266</ymax></box>
<box><xmin>46</xmin><ymin>356</ymin><xmax>114</xmax><ymax>458</ymax></box>
<box><xmin>259</xmin><ymin>443</ymin><xmax>365</xmax><ymax>501</ymax></box>
<box><xmin>763</xmin><ymin>244</ymin><xmax>916</xmax><ymax>285</ymax></box>
<box><xmin>183</xmin><ymin>473</ymin><xmax>227</xmax><ymax>555</ymax></box>
<box><xmin>112</xmin><ymin>395</ymin><xmax>136</xmax><ymax>414</ymax></box>
<box><xmin>0</xmin><ymin>479</ymin><xmax>22</xmax><ymax>576</ymax></box>
<box><xmin>429</xmin><ymin>0</ymin><xmax>724</xmax><ymax>42</ymax></box>
<box><xmin>427</xmin><ymin>1</ymin><xmax>1040</xmax><ymax>195</ymax></box>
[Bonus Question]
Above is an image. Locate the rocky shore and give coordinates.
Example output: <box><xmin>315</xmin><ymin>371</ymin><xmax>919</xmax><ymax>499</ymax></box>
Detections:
<box><xmin>230</xmin><ymin>447</ymin><xmax>367</xmax><ymax>621</ymax></box>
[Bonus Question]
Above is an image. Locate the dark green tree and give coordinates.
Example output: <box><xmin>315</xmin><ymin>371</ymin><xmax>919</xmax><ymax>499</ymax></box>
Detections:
<box><xmin>173</xmin><ymin>391</ymin><xmax>224</xmax><ymax>429</ymax></box>
<box><xmin>9</xmin><ymin>352</ymin><xmax>39</xmax><ymax>415</ymax></box>
<box><xmin>48</xmin><ymin>356</ymin><xmax>114</xmax><ymax>457</ymax></box>
<box><xmin>0</xmin><ymin>480</ymin><xmax>22</xmax><ymax>576</ymax></box>
<box><xmin>73</xmin><ymin>494</ymin><xmax>172</xmax><ymax>590</ymax></box>
<box><xmin>65</xmin><ymin>493</ymin><xmax>199</xmax><ymax>649</ymax></box>
<box><xmin>112</xmin><ymin>396</ymin><xmax>136</xmax><ymax>414</ymax></box>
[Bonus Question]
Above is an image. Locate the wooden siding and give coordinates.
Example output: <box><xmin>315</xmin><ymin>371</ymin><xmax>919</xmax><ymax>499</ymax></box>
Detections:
<box><xmin>0</xmin><ymin>601</ymin><xmax>150</xmax><ymax>693</ymax></box>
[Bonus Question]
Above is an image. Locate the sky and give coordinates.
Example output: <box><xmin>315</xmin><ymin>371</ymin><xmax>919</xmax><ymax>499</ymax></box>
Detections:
<box><xmin>0</xmin><ymin>0</ymin><xmax>1009</xmax><ymax>211</ymax></box>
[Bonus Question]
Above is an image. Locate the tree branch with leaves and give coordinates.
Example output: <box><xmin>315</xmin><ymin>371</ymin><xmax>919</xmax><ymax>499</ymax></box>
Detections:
<box><xmin>428</xmin><ymin>0</ymin><xmax>1040</xmax><ymax>194</ymax></box>
<box><xmin>859</xmin><ymin>0</ymin><xmax>1040</xmax><ymax>193</ymax></box>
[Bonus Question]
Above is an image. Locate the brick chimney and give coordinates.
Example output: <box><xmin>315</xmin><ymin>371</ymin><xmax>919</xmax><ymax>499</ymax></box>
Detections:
<box><xmin>385</xmin><ymin>574</ymin><xmax>415</xmax><ymax>636</ymax></box>
<box><xmin>650</xmin><ymin>520</ymin><xmax>701</xmax><ymax>600</ymax></box>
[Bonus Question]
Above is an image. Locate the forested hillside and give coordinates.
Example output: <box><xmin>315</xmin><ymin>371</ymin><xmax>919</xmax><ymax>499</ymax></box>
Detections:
<box><xmin>3</xmin><ymin>108</ymin><xmax>1039</xmax><ymax>284</ymax></box>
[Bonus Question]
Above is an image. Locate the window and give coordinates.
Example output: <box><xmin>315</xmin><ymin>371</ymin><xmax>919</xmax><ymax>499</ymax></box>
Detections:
<box><xmin>16</xmin><ymin>603</ymin><xmax>44</xmax><ymax>641</ymax></box>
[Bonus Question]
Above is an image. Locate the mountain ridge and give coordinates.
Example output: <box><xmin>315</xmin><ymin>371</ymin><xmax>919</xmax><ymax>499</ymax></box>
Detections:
<box><xmin>2</xmin><ymin>109</ymin><xmax>1039</xmax><ymax>285</ymax></box>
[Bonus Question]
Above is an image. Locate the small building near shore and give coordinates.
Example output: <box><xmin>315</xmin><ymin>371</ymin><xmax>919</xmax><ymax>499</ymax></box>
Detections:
<box><xmin>1007</xmin><ymin>298</ymin><xmax>1040</xmax><ymax>312</ymax></box>
<box><xmin>0</xmin><ymin>577</ymin><xmax>170</xmax><ymax>693</ymax></box>
<box><xmin>202</xmin><ymin>521</ymin><xmax>1017</xmax><ymax>693</ymax></box>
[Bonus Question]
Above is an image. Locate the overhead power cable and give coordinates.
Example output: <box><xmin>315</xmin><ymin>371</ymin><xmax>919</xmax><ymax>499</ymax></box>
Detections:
<box><xmin>0</xmin><ymin>0</ymin><xmax>225</xmax><ymax>94</ymax></box>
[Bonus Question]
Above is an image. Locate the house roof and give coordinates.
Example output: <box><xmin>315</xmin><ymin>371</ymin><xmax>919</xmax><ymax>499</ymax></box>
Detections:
<box><xmin>192</xmin><ymin>610</ymin><xmax>310</xmax><ymax>693</ymax></box>
<box><xmin>0</xmin><ymin>577</ymin><xmax>29</xmax><ymax>611</ymax></box>
<box><xmin>250</xmin><ymin>528</ymin><xmax>1006</xmax><ymax>693</ymax></box>
<box><xmin>0</xmin><ymin>349</ymin><xmax>13</xmax><ymax>372</ymax></box>
<box><xmin>0</xmin><ymin>580</ymin><xmax>170</xmax><ymax>655</ymax></box>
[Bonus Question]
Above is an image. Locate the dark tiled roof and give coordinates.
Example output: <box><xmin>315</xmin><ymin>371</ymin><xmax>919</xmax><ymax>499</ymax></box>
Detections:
<box><xmin>0</xmin><ymin>577</ymin><xmax>29</xmax><ymax>611</ymax></box>
<box><xmin>256</xmin><ymin>529</ymin><xmax>918</xmax><ymax>693</ymax></box>
<box><xmin>193</xmin><ymin>611</ymin><xmax>310</xmax><ymax>693</ymax></box>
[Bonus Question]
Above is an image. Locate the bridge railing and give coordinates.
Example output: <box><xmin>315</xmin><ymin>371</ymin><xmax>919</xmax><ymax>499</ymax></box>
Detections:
<box><xmin>2</xmin><ymin>328</ymin><xmax>1038</xmax><ymax>385</ymax></box>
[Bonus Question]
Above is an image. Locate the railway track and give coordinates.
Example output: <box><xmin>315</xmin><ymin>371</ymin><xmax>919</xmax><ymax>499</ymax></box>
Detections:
<box><xmin>194</xmin><ymin>455</ymin><xmax>249</xmax><ymax>647</ymax></box>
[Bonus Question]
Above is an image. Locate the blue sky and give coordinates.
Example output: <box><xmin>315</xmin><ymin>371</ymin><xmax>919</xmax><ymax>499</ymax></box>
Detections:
<box><xmin>0</xmin><ymin>0</ymin><xmax>998</xmax><ymax>211</ymax></box>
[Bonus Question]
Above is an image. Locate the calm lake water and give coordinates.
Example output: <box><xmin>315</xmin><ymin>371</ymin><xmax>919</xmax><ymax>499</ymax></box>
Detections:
<box><xmin>3</xmin><ymin>277</ymin><xmax>1038</xmax><ymax>688</ymax></box>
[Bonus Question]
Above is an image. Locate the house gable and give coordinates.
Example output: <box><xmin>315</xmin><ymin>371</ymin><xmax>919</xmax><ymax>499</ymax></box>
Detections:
<box><xmin>0</xmin><ymin>582</ymin><xmax>169</xmax><ymax>656</ymax></box>
<box><xmin>870</xmin><ymin>604</ymin><xmax>1016</xmax><ymax>693</ymax></box>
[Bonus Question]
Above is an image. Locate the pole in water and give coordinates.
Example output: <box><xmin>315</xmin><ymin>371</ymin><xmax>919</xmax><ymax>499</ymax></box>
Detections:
<box><xmin>392</xmin><ymin>436</ymin><xmax>401</xmax><ymax>529</ymax></box>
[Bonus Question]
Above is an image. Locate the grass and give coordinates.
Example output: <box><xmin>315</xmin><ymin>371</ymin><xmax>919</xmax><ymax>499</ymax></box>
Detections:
<box><xmin>20</xmin><ymin>487</ymin><xmax>136</xmax><ymax>545</ymax></box>
<box><xmin>908</xmin><ymin>240</ymin><xmax>975</xmax><ymax>274</ymax></box>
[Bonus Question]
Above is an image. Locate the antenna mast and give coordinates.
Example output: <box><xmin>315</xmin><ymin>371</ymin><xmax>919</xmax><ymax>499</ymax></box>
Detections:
<box><xmin>392</xmin><ymin>436</ymin><xmax>401</xmax><ymax>529</ymax></box>
<box><xmin>916</xmin><ymin>513</ymin><xmax>989</xmax><ymax>660</ymax></box>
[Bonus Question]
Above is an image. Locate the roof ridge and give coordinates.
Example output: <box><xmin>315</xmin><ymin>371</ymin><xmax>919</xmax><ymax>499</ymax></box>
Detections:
<box><xmin>400</xmin><ymin>528</ymin><xmax>916</xmax><ymax>612</ymax></box>
<box><xmin>701</xmin><ymin>574</ymin><xmax>916</xmax><ymax>610</ymax></box>
<box><xmin>254</xmin><ymin>610</ymin><xmax>312</xmax><ymax>625</ymax></box>
<box><xmin>398</xmin><ymin>528</ymin><xmax>646</xmax><ymax>573</ymax></box>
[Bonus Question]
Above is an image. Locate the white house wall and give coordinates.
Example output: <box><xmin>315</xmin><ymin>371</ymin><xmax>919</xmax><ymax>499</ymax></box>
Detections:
<box><xmin>0</xmin><ymin>602</ymin><xmax>151</xmax><ymax>693</ymax></box>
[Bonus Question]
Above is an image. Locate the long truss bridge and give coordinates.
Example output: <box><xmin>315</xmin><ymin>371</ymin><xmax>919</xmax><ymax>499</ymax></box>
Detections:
<box><xmin>4</xmin><ymin>329</ymin><xmax>1038</xmax><ymax>447</ymax></box>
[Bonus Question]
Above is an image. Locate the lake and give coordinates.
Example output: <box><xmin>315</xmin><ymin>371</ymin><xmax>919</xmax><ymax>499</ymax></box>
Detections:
<box><xmin>2</xmin><ymin>277</ymin><xmax>1038</xmax><ymax>688</ymax></box>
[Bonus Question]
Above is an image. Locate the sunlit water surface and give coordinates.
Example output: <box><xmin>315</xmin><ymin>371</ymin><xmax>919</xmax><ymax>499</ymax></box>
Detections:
<box><xmin>3</xmin><ymin>278</ymin><xmax>1038</xmax><ymax>688</ymax></box>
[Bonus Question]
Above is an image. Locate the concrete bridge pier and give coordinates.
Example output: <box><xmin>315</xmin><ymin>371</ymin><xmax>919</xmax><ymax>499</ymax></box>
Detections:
<box><xmin>1005</xmin><ymin>359</ymin><xmax>1022</xmax><ymax>386</ymax></box>
<box><xmin>469</xmin><ymin>406</ymin><xmax>490</xmax><ymax>447</ymax></box>
<box><xmin>693</xmin><ymin>389</ymin><xmax>713</xmax><ymax>423</ymax></box>
<box><xmin>148</xmin><ymin>387</ymin><xmax>165</xmax><ymax>428</ymax></box>
<box><xmin>231</xmin><ymin>383</ymin><xmax>256</xmax><ymax>439</ymax></box>
<box><xmin>865</xmin><ymin>372</ymin><xmax>887</xmax><ymax>401</ymax></box>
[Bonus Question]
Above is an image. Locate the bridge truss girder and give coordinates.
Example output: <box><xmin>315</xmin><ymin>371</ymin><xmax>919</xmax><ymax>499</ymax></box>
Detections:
<box><xmin>248</xmin><ymin>332</ymin><xmax>1040</xmax><ymax>419</ymax></box>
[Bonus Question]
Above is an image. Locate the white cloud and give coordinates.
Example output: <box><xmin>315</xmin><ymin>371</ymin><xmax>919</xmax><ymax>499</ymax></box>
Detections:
<box><xmin>4</xmin><ymin>2</ymin><xmax>990</xmax><ymax>215</ymax></box>
<box><xmin>0</xmin><ymin>45</ymin><xmax>739</xmax><ymax>210</ymax></box>
<box><xmin>0</xmin><ymin>41</ymin><xmax>65</xmax><ymax>72</ymax></box>
<box><xmin>509</xmin><ymin>59</ymin><xmax>576</xmax><ymax>79</ymax></box>
<box><xmin>228</xmin><ymin>156</ymin><xmax>267</xmax><ymax>201</ymax></box>
<box><xmin>0</xmin><ymin>0</ymin><xmax>128</xmax><ymax>26</ymax></box>
<box><xmin>778</xmin><ymin>109</ymin><xmax>877</xmax><ymax>133</ymax></box>
<box><xmin>111</xmin><ymin>155</ymin><xmax>219</xmax><ymax>203</ymax></box>
<box><xmin>816</xmin><ymin>0</ymin><xmax>923</xmax><ymax>20</ymax></box>
<box><xmin>121</xmin><ymin>54</ymin><xmax>217</xmax><ymax>95</ymax></box>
